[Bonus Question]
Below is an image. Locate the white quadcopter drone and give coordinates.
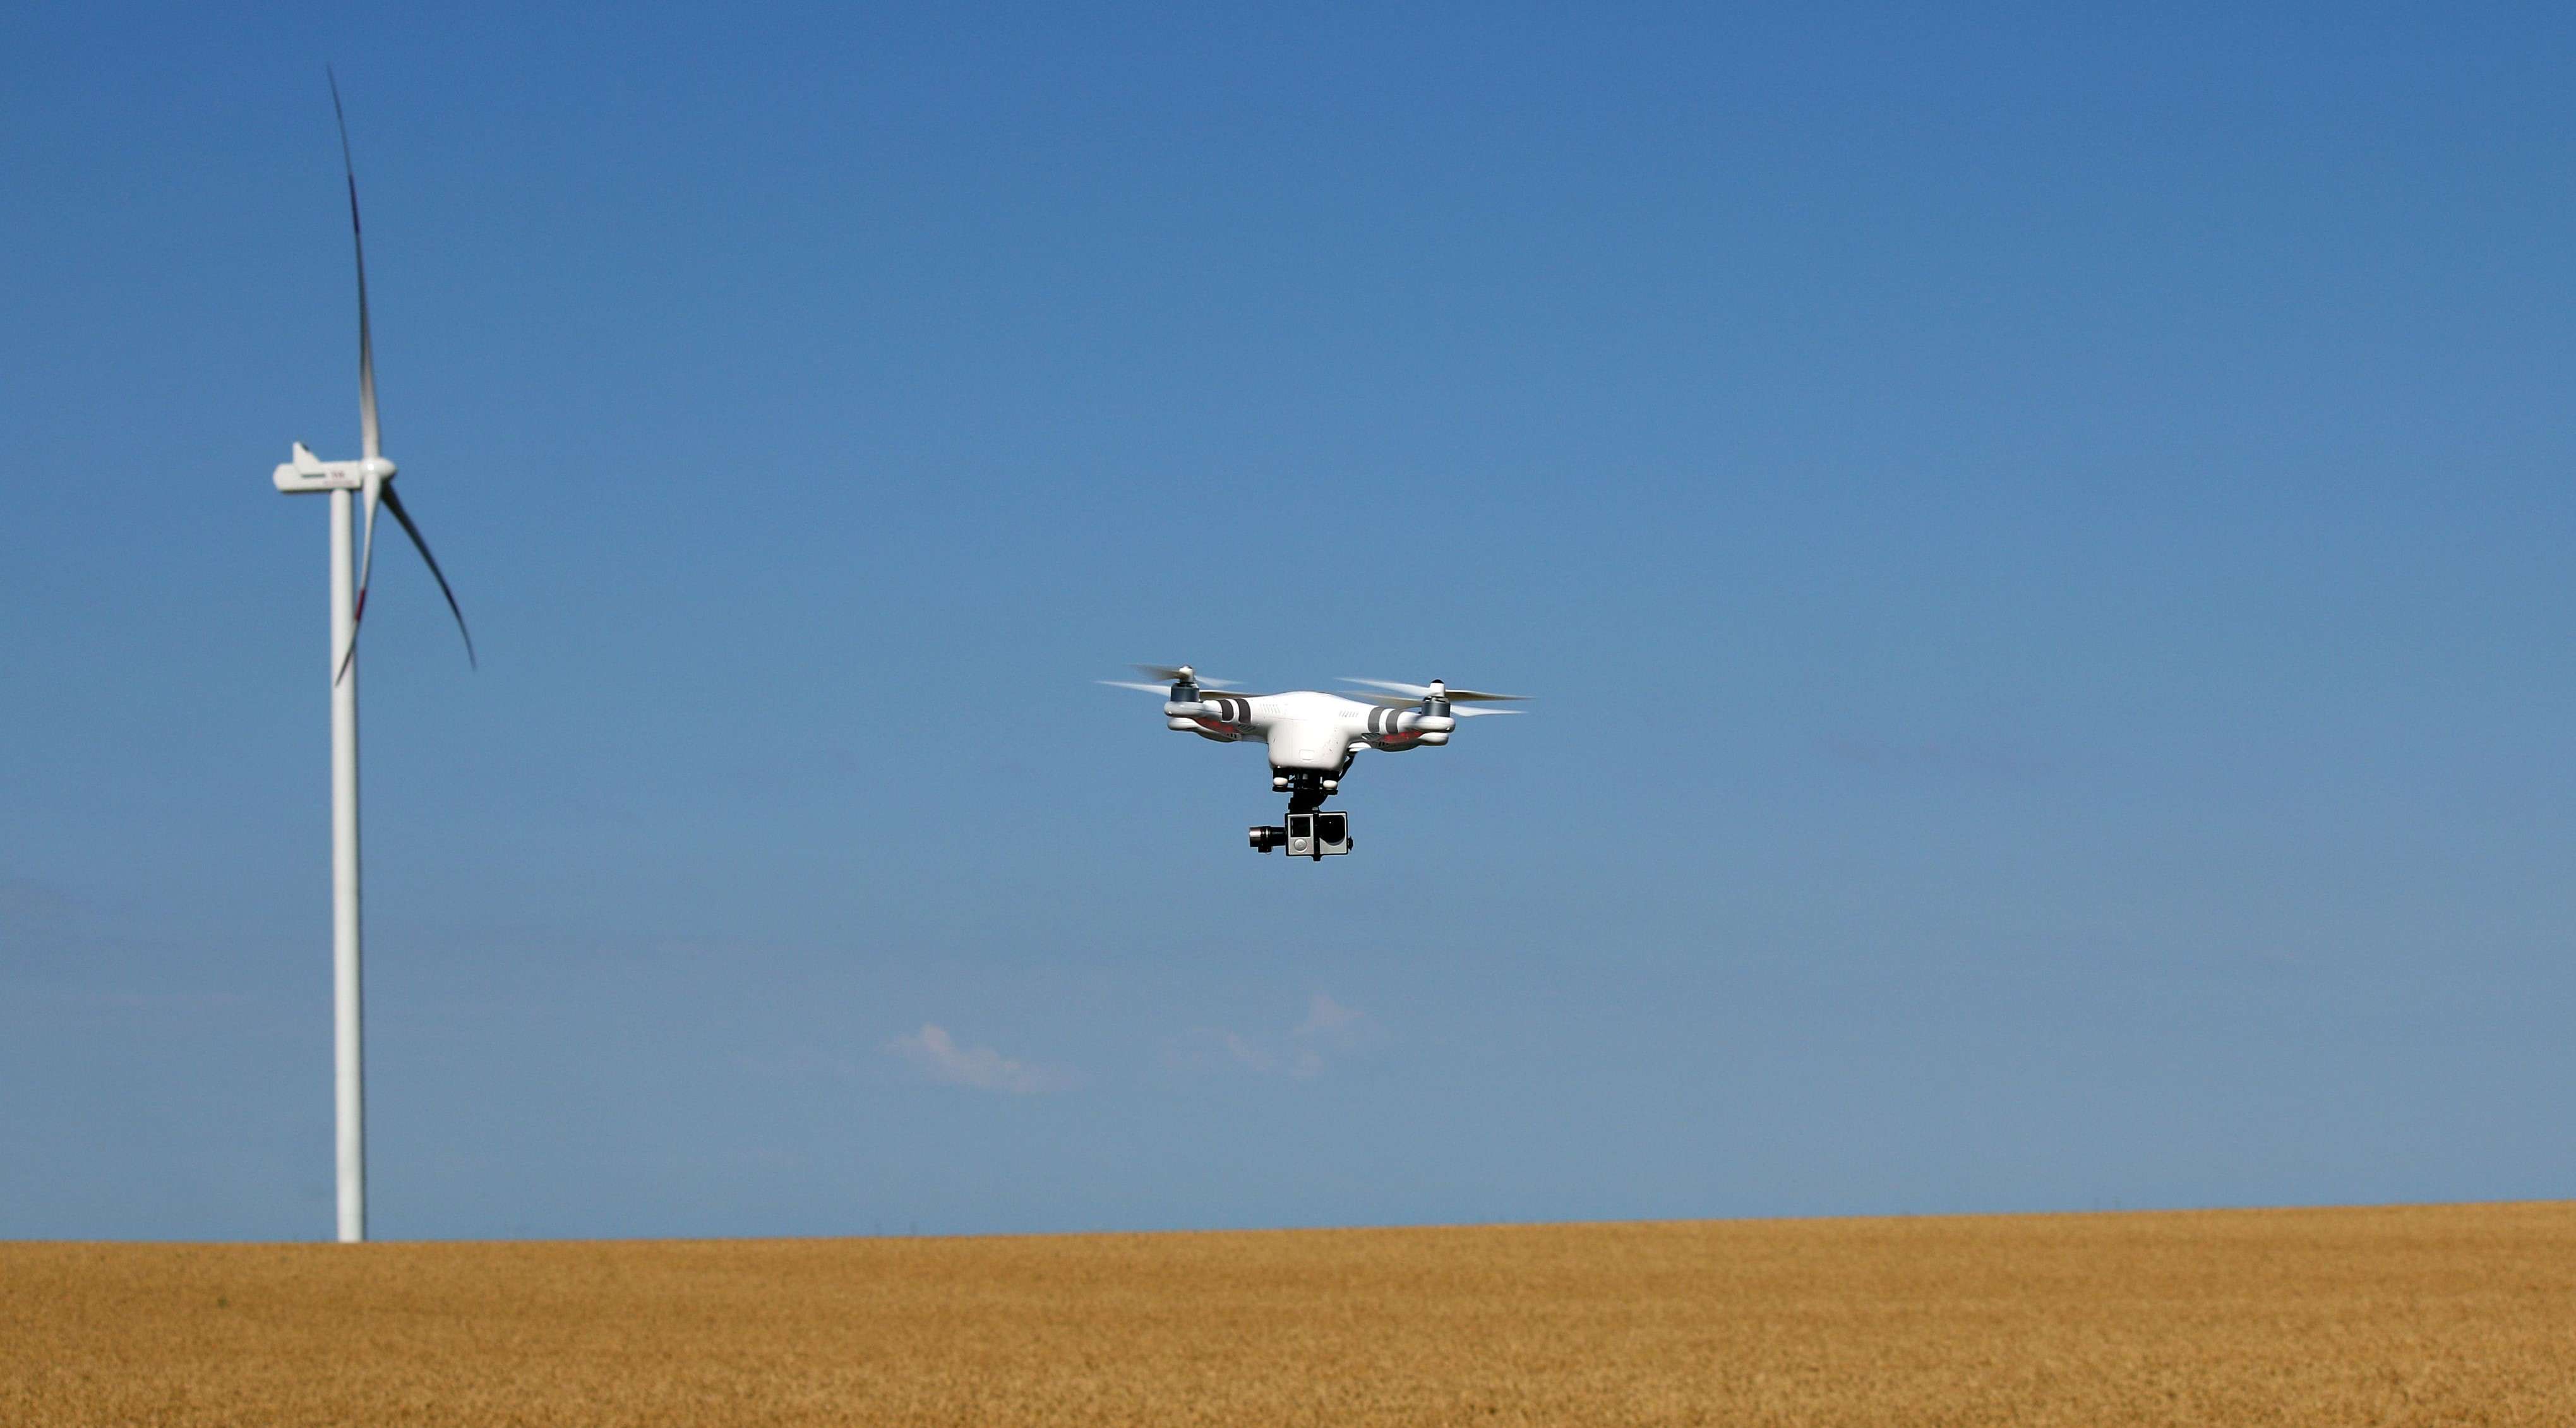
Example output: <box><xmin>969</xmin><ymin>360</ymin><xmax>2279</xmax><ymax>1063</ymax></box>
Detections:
<box><xmin>1102</xmin><ymin>664</ymin><xmax>1525</xmax><ymax>858</ymax></box>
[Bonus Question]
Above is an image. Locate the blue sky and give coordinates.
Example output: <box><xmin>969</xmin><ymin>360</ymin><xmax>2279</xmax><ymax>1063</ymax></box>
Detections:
<box><xmin>5</xmin><ymin>1</ymin><xmax>2573</xmax><ymax>1240</ymax></box>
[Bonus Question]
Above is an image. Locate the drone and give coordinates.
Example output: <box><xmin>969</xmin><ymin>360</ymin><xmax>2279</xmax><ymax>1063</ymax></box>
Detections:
<box><xmin>1102</xmin><ymin>664</ymin><xmax>1526</xmax><ymax>858</ymax></box>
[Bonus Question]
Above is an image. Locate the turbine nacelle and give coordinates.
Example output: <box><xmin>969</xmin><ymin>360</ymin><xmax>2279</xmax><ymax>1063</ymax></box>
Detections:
<box><xmin>273</xmin><ymin>441</ymin><xmax>378</xmax><ymax>493</ymax></box>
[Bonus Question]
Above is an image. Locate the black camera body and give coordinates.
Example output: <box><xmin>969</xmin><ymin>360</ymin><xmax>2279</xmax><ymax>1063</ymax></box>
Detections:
<box><xmin>1249</xmin><ymin>810</ymin><xmax>1353</xmax><ymax>858</ymax></box>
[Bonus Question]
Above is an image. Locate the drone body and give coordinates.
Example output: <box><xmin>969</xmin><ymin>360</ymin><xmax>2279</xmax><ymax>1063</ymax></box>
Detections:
<box><xmin>1104</xmin><ymin>665</ymin><xmax>1523</xmax><ymax>858</ymax></box>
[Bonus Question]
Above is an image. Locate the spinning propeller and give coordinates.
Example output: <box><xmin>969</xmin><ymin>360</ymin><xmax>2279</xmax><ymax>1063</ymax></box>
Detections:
<box><xmin>1341</xmin><ymin>678</ymin><xmax>1527</xmax><ymax>716</ymax></box>
<box><xmin>329</xmin><ymin>69</ymin><xmax>472</xmax><ymax>685</ymax></box>
<box><xmin>1099</xmin><ymin>663</ymin><xmax>1243</xmax><ymax>695</ymax></box>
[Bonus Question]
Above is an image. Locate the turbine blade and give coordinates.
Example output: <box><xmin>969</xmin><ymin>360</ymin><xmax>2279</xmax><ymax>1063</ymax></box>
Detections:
<box><xmin>328</xmin><ymin>68</ymin><xmax>380</xmax><ymax>462</ymax></box>
<box><xmin>355</xmin><ymin>469</ymin><xmax>383</xmax><ymax>615</ymax></box>
<box><xmin>381</xmin><ymin>486</ymin><xmax>476</xmax><ymax>668</ymax></box>
<box><xmin>332</xmin><ymin>476</ymin><xmax>381</xmax><ymax>687</ymax></box>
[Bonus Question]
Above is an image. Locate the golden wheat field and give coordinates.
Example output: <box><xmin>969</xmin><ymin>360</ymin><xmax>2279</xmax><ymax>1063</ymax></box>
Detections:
<box><xmin>5</xmin><ymin>1201</ymin><xmax>2573</xmax><ymax>1427</ymax></box>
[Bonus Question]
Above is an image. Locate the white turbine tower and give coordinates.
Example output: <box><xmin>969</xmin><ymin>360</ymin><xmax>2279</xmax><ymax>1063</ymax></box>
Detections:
<box><xmin>270</xmin><ymin>73</ymin><xmax>475</xmax><ymax>1243</ymax></box>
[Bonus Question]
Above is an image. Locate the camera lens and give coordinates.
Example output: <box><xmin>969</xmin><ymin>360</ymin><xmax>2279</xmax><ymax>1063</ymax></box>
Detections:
<box><xmin>1316</xmin><ymin>813</ymin><xmax>1346</xmax><ymax>844</ymax></box>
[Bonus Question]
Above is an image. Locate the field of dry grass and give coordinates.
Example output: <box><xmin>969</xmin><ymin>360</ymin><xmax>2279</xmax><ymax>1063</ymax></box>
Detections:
<box><xmin>5</xmin><ymin>1201</ymin><xmax>2572</xmax><ymax>1426</ymax></box>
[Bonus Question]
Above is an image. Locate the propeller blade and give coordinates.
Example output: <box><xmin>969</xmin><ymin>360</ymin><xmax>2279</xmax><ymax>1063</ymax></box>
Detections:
<box><xmin>1346</xmin><ymin>693</ymin><xmax>1422</xmax><ymax>709</ymax></box>
<box><xmin>1104</xmin><ymin>680</ymin><xmax>1270</xmax><ymax>701</ymax></box>
<box><xmin>327</xmin><ymin>68</ymin><xmax>379</xmax><ymax>463</ymax></box>
<box><xmin>1132</xmin><ymin>664</ymin><xmax>1236</xmax><ymax>688</ymax></box>
<box><xmin>1341</xmin><ymin>678</ymin><xmax>1528</xmax><ymax>703</ymax></box>
<box><xmin>380</xmin><ymin>486</ymin><xmax>475</xmax><ymax>668</ymax></box>
<box><xmin>1342</xmin><ymin>678</ymin><xmax>1432</xmax><ymax>699</ymax></box>
<box><xmin>1452</xmin><ymin>707</ymin><xmax>1524</xmax><ymax>717</ymax></box>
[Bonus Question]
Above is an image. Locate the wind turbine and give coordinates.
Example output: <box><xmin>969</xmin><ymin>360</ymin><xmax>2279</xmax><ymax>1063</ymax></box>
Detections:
<box><xmin>270</xmin><ymin>73</ymin><xmax>475</xmax><ymax>1243</ymax></box>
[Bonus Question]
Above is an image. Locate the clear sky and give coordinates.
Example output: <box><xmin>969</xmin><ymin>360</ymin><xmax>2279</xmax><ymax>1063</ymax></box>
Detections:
<box><xmin>5</xmin><ymin>1</ymin><xmax>2573</xmax><ymax>1240</ymax></box>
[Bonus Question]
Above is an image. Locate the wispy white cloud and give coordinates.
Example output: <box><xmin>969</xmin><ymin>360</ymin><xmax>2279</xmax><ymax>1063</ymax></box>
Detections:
<box><xmin>884</xmin><ymin>1024</ymin><xmax>1073</xmax><ymax>1095</ymax></box>
<box><xmin>1218</xmin><ymin>1029</ymin><xmax>1273</xmax><ymax>1073</ymax></box>
<box><xmin>1296</xmin><ymin>992</ymin><xmax>1365</xmax><ymax>1041</ymax></box>
<box><xmin>1172</xmin><ymin>995</ymin><xmax>1381</xmax><ymax>1081</ymax></box>
<box><xmin>1287</xmin><ymin>992</ymin><xmax>1375</xmax><ymax>1077</ymax></box>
